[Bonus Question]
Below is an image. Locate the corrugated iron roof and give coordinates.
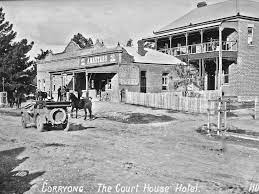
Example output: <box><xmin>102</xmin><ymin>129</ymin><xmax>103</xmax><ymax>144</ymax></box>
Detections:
<box><xmin>123</xmin><ymin>47</ymin><xmax>185</xmax><ymax>65</ymax></box>
<box><xmin>157</xmin><ymin>0</ymin><xmax>259</xmax><ymax>33</ymax></box>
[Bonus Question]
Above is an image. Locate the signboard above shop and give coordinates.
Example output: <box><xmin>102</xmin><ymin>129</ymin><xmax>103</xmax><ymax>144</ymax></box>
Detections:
<box><xmin>80</xmin><ymin>53</ymin><xmax>117</xmax><ymax>66</ymax></box>
<box><xmin>119</xmin><ymin>65</ymin><xmax>139</xmax><ymax>85</ymax></box>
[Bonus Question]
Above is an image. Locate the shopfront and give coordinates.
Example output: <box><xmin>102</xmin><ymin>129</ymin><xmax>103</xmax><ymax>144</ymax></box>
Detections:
<box><xmin>37</xmin><ymin>40</ymin><xmax>184</xmax><ymax>102</ymax></box>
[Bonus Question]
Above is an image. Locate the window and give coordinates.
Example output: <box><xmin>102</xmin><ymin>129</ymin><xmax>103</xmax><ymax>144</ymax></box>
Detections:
<box><xmin>162</xmin><ymin>73</ymin><xmax>169</xmax><ymax>90</ymax></box>
<box><xmin>38</xmin><ymin>80</ymin><xmax>41</xmax><ymax>90</ymax></box>
<box><xmin>53</xmin><ymin>84</ymin><xmax>56</xmax><ymax>91</ymax></box>
<box><xmin>43</xmin><ymin>79</ymin><xmax>46</xmax><ymax>91</ymax></box>
<box><xmin>223</xmin><ymin>67</ymin><xmax>229</xmax><ymax>84</ymax></box>
<box><xmin>248</xmin><ymin>24</ymin><xmax>254</xmax><ymax>45</ymax></box>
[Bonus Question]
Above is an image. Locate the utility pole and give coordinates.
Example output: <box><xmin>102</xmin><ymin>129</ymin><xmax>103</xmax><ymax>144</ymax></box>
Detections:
<box><xmin>219</xmin><ymin>25</ymin><xmax>223</xmax><ymax>98</ymax></box>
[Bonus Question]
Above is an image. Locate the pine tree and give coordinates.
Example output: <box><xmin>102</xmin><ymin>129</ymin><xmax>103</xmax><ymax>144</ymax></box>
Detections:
<box><xmin>35</xmin><ymin>49</ymin><xmax>52</xmax><ymax>60</ymax></box>
<box><xmin>0</xmin><ymin>7</ymin><xmax>34</xmax><ymax>94</ymax></box>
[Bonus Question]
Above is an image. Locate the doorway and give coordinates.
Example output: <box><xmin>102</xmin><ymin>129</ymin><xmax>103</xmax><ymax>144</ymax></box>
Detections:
<box><xmin>205</xmin><ymin>60</ymin><xmax>216</xmax><ymax>90</ymax></box>
<box><xmin>140</xmin><ymin>71</ymin><xmax>146</xmax><ymax>93</ymax></box>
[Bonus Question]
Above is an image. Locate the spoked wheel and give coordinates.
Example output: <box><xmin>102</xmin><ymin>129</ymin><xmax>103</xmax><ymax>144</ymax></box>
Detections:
<box><xmin>36</xmin><ymin>116</ymin><xmax>44</xmax><ymax>132</ymax></box>
<box><xmin>21</xmin><ymin>114</ymin><xmax>27</xmax><ymax>128</ymax></box>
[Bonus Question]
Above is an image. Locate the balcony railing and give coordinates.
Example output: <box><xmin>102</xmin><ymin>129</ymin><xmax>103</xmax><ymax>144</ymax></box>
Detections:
<box><xmin>159</xmin><ymin>41</ymin><xmax>238</xmax><ymax>56</ymax></box>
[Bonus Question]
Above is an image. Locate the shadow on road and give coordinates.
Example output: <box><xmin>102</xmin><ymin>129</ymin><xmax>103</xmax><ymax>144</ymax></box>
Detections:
<box><xmin>0</xmin><ymin>147</ymin><xmax>45</xmax><ymax>193</ymax></box>
<box><xmin>99</xmin><ymin>112</ymin><xmax>175</xmax><ymax>124</ymax></box>
<box><xmin>68</xmin><ymin>123</ymin><xmax>96</xmax><ymax>131</ymax></box>
<box><xmin>0</xmin><ymin>109</ymin><xmax>21</xmax><ymax>117</ymax></box>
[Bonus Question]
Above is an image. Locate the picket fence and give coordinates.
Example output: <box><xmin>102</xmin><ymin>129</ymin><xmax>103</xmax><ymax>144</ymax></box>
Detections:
<box><xmin>196</xmin><ymin>90</ymin><xmax>220</xmax><ymax>99</ymax></box>
<box><xmin>126</xmin><ymin>91</ymin><xmax>217</xmax><ymax>114</ymax></box>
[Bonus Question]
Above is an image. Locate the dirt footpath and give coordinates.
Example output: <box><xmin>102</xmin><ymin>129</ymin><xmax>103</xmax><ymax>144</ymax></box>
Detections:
<box><xmin>0</xmin><ymin>102</ymin><xmax>259</xmax><ymax>194</ymax></box>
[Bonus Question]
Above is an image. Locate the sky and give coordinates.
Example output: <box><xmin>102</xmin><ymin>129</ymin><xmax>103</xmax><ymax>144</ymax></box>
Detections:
<box><xmin>1</xmin><ymin>0</ymin><xmax>232</xmax><ymax>58</ymax></box>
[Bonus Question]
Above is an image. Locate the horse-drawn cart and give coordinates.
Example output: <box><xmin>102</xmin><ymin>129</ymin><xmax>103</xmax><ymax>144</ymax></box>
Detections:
<box><xmin>21</xmin><ymin>101</ymin><xmax>71</xmax><ymax>132</ymax></box>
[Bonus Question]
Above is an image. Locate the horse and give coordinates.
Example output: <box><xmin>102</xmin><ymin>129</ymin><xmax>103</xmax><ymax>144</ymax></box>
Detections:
<box><xmin>69</xmin><ymin>93</ymin><xmax>92</xmax><ymax>120</ymax></box>
<box><xmin>13</xmin><ymin>90</ymin><xmax>23</xmax><ymax>109</ymax></box>
<box><xmin>7</xmin><ymin>90</ymin><xmax>15</xmax><ymax>108</ymax></box>
<box><xmin>37</xmin><ymin>91</ymin><xmax>48</xmax><ymax>101</ymax></box>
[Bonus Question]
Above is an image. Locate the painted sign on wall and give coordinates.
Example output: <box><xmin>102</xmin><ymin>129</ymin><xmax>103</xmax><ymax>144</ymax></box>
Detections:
<box><xmin>80</xmin><ymin>54</ymin><xmax>117</xmax><ymax>66</ymax></box>
<box><xmin>119</xmin><ymin>65</ymin><xmax>139</xmax><ymax>85</ymax></box>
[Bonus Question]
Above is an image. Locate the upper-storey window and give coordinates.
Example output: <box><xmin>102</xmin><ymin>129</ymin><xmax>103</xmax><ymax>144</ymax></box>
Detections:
<box><xmin>248</xmin><ymin>24</ymin><xmax>254</xmax><ymax>46</ymax></box>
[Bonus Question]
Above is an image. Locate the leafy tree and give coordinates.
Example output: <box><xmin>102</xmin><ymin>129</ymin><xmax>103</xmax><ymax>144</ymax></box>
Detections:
<box><xmin>0</xmin><ymin>7</ymin><xmax>34</xmax><ymax>94</ymax></box>
<box><xmin>173</xmin><ymin>64</ymin><xmax>201</xmax><ymax>96</ymax></box>
<box><xmin>71</xmin><ymin>33</ymin><xmax>93</xmax><ymax>49</ymax></box>
<box><xmin>126</xmin><ymin>38</ymin><xmax>133</xmax><ymax>47</ymax></box>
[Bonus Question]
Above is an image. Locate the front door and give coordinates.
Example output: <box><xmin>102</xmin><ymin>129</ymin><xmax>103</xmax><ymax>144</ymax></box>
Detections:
<box><xmin>207</xmin><ymin>73</ymin><xmax>215</xmax><ymax>90</ymax></box>
<box><xmin>140</xmin><ymin>71</ymin><xmax>146</xmax><ymax>93</ymax></box>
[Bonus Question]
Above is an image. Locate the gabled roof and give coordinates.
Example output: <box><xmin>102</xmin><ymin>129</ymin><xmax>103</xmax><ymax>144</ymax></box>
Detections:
<box><xmin>123</xmin><ymin>47</ymin><xmax>184</xmax><ymax>65</ymax></box>
<box><xmin>64</xmin><ymin>40</ymin><xmax>81</xmax><ymax>52</ymax></box>
<box><xmin>156</xmin><ymin>0</ymin><xmax>259</xmax><ymax>34</ymax></box>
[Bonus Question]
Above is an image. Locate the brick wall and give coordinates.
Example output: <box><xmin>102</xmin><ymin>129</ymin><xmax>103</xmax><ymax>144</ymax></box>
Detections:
<box><xmin>229</xmin><ymin>19</ymin><xmax>259</xmax><ymax>96</ymax></box>
<box><xmin>119</xmin><ymin>63</ymin><xmax>177</xmax><ymax>93</ymax></box>
<box><xmin>141</xmin><ymin>64</ymin><xmax>175</xmax><ymax>93</ymax></box>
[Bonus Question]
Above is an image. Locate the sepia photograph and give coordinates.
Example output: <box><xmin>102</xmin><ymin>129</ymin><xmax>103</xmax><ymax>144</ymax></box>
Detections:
<box><xmin>0</xmin><ymin>0</ymin><xmax>259</xmax><ymax>193</ymax></box>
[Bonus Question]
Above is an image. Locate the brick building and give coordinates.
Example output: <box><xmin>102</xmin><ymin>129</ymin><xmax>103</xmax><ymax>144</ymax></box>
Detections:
<box><xmin>143</xmin><ymin>0</ymin><xmax>259</xmax><ymax>96</ymax></box>
<box><xmin>37</xmin><ymin>40</ymin><xmax>184</xmax><ymax>102</ymax></box>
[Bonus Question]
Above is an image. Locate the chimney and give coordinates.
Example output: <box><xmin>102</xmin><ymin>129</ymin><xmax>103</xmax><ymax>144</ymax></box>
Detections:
<box><xmin>197</xmin><ymin>1</ymin><xmax>207</xmax><ymax>8</ymax></box>
<box><xmin>137</xmin><ymin>40</ymin><xmax>147</xmax><ymax>56</ymax></box>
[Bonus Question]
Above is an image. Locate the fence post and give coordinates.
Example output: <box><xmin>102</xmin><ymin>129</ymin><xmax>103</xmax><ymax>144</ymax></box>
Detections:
<box><xmin>255</xmin><ymin>97</ymin><xmax>259</xmax><ymax>120</ymax></box>
<box><xmin>224</xmin><ymin>101</ymin><xmax>227</xmax><ymax>128</ymax></box>
<box><xmin>200</xmin><ymin>98</ymin><xmax>203</xmax><ymax>113</ymax></box>
<box><xmin>207</xmin><ymin>100</ymin><xmax>211</xmax><ymax>130</ymax></box>
<box><xmin>217</xmin><ymin>98</ymin><xmax>222</xmax><ymax>134</ymax></box>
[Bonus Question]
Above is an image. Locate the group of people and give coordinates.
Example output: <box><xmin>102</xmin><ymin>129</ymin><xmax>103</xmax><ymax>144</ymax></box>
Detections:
<box><xmin>57</xmin><ymin>85</ymin><xmax>69</xmax><ymax>101</ymax></box>
<box><xmin>8</xmin><ymin>88</ymin><xmax>23</xmax><ymax>108</ymax></box>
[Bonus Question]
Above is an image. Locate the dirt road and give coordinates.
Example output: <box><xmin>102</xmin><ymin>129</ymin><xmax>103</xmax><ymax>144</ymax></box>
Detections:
<box><xmin>0</xmin><ymin>102</ymin><xmax>259</xmax><ymax>194</ymax></box>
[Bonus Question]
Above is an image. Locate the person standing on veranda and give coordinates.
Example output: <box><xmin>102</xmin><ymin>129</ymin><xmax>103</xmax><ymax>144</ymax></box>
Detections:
<box><xmin>57</xmin><ymin>86</ymin><xmax>61</xmax><ymax>101</ymax></box>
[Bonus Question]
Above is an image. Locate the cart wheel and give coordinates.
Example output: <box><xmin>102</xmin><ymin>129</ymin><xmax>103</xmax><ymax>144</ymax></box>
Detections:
<box><xmin>21</xmin><ymin>114</ymin><xmax>27</xmax><ymax>128</ymax></box>
<box><xmin>63</xmin><ymin>121</ymin><xmax>70</xmax><ymax>132</ymax></box>
<box><xmin>36</xmin><ymin>116</ymin><xmax>44</xmax><ymax>132</ymax></box>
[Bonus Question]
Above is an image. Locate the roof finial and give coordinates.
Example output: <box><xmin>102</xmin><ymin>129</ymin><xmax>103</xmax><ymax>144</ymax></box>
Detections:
<box><xmin>236</xmin><ymin>0</ymin><xmax>240</xmax><ymax>15</ymax></box>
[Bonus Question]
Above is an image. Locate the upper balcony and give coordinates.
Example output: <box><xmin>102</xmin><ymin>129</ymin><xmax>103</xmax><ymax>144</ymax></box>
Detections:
<box><xmin>158</xmin><ymin>40</ymin><xmax>238</xmax><ymax>56</ymax></box>
<box><xmin>145</xmin><ymin>26</ymin><xmax>238</xmax><ymax>60</ymax></box>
